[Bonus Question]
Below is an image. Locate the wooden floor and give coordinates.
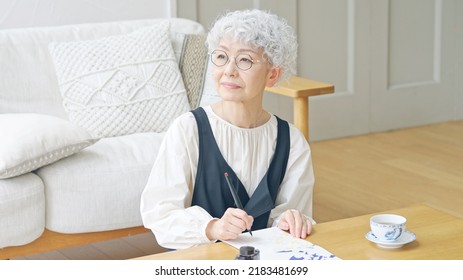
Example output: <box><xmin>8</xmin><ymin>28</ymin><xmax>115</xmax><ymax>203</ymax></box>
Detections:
<box><xmin>311</xmin><ymin>120</ymin><xmax>463</xmax><ymax>223</ymax></box>
<box><xmin>12</xmin><ymin>232</ymin><xmax>167</xmax><ymax>260</ymax></box>
<box><xmin>12</xmin><ymin>120</ymin><xmax>463</xmax><ymax>259</ymax></box>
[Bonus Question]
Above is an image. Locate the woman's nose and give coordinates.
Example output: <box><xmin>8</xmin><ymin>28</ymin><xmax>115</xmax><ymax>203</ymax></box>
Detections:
<box><xmin>223</xmin><ymin>58</ymin><xmax>238</xmax><ymax>76</ymax></box>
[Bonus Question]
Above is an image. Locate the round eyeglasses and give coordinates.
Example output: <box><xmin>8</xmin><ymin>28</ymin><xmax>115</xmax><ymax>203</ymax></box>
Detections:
<box><xmin>210</xmin><ymin>50</ymin><xmax>262</xmax><ymax>71</ymax></box>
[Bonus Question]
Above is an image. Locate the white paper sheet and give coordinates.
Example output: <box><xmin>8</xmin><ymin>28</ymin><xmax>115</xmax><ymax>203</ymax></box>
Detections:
<box><xmin>223</xmin><ymin>227</ymin><xmax>340</xmax><ymax>260</ymax></box>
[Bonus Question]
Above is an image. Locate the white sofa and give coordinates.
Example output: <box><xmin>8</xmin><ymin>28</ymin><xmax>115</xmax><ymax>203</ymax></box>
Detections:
<box><xmin>0</xmin><ymin>17</ymin><xmax>333</xmax><ymax>259</ymax></box>
<box><xmin>0</xmin><ymin>17</ymin><xmax>213</xmax><ymax>258</ymax></box>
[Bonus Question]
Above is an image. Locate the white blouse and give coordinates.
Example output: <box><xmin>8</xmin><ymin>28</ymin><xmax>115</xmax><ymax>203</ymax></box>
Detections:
<box><xmin>140</xmin><ymin>105</ymin><xmax>315</xmax><ymax>249</ymax></box>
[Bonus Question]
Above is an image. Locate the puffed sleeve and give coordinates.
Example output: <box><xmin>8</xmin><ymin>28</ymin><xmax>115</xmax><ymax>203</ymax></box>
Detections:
<box><xmin>268</xmin><ymin>125</ymin><xmax>316</xmax><ymax>226</ymax></box>
<box><xmin>140</xmin><ymin>112</ymin><xmax>216</xmax><ymax>249</ymax></box>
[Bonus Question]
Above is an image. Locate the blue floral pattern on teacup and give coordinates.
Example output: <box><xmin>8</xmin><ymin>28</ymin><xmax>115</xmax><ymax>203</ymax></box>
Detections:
<box><xmin>385</xmin><ymin>228</ymin><xmax>402</xmax><ymax>240</ymax></box>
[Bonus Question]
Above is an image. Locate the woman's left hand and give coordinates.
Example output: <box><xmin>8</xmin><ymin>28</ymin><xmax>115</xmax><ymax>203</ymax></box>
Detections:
<box><xmin>277</xmin><ymin>209</ymin><xmax>312</xmax><ymax>239</ymax></box>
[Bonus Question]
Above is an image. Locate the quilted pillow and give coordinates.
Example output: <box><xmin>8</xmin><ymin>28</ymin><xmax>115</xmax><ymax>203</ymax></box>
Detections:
<box><xmin>48</xmin><ymin>20</ymin><xmax>190</xmax><ymax>138</ymax></box>
<box><xmin>171</xmin><ymin>33</ymin><xmax>220</xmax><ymax>108</ymax></box>
<box><xmin>0</xmin><ymin>113</ymin><xmax>98</xmax><ymax>179</ymax></box>
<box><xmin>173</xmin><ymin>33</ymin><xmax>209</xmax><ymax>109</ymax></box>
<box><xmin>198</xmin><ymin>58</ymin><xmax>222</xmax><ymax>107</ymax></box>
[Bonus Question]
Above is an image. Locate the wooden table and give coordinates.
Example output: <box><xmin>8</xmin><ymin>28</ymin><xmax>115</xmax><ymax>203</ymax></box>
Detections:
<box><xmin>135</xmin><ymin>204</ymin><xmax>463</xmax><ymax>260</ymax></box>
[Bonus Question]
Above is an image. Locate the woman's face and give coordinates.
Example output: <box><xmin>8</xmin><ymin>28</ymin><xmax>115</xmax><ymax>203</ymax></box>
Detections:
<box><xmin>212</xmin><ymin>38</ymin><xmax>280</xmax><ymax>105</ymax></box>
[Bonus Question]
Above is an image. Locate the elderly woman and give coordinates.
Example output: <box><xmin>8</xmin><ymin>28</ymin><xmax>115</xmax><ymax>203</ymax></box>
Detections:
<box><xmin>140</xmin><ymin>9</ymin><xmax>315</xmax><ymax>249</ymax></box>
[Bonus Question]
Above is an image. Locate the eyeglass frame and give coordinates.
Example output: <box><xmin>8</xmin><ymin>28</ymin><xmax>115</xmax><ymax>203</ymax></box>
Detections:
<box><xmin>209</xmin><ymin>49</ymin><xmax>264</xmax><ymax>71</ymax></box>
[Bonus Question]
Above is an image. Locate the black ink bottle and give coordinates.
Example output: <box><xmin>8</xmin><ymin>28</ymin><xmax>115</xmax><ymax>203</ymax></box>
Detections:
<box><xmin>235</xmin><ymin>246</ymin><xmax>260</xmax><ymax>260</ymax></box>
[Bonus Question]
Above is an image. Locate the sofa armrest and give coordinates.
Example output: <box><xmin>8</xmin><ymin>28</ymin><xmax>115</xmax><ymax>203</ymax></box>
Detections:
<box><xmin>265</xmin><ymin>76</ymin><xmax>335</xmax><ymax>141</ymax></box>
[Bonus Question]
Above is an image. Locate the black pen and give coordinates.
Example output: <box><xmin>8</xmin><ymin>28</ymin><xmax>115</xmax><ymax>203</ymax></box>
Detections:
<box><xmin>224</xmin><ymin>172</ymin><xmax>253</xmax><ymax>236</ymax></box>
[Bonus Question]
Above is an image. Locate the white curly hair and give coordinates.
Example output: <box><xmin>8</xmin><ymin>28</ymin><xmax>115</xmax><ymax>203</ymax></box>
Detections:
<box><xmin>206</xmin><ymin>9</ymin><xmax>298</xmax><ymax>82</ymax></box>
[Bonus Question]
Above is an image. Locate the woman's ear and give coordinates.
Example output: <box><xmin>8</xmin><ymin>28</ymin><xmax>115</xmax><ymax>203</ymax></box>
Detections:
<box><xmin>266</xmin><ymin>67</ymin><xmax>283</xmax><ymax>87</ymax></box>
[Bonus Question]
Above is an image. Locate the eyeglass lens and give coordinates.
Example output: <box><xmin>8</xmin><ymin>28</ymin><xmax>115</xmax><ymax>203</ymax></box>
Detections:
<box><xmin>210</xmin><ymin>50</ymin><xmax>254</xmax><ymax>70</ymax></box>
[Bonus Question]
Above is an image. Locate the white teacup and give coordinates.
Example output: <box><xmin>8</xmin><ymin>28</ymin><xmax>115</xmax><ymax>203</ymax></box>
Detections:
<box><xmin>370</xmin><ymin>214</ymin><xmax>406</xmax><ymax>242</ymax></box>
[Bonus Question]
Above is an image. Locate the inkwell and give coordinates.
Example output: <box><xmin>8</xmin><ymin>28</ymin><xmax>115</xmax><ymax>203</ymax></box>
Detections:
<box><xmin>235</xmin><ymin>246</ymin><xmax>260</xmax><ymax>260</ymax></box>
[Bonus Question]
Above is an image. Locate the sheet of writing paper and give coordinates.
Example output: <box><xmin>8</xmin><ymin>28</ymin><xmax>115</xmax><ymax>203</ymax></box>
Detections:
<box><xmin>223</xmin><ymin>227</ymin><xmax>340</xmax><ymax>260</ymax></box>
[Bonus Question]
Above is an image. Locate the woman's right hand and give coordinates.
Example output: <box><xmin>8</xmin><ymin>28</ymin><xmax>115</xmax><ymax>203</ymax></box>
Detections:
<box><xmin>206</xmin><ymin>208</ymin><xmax>253</xmax><ymax>241</ymax></box>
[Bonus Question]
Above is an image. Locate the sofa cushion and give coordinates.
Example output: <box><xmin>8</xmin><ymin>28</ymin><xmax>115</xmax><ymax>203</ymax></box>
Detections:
<box><xmin>0</xmin><ymin>173</ymin><xmax>45</xmax><ymax>248</ymax></box>
<box><xmin>172</xmin><ymin>33</ymin><xmax>209</xmax><ymax>109</ymax></box>
<box><xmin>198</xmin><ymin>58</ymin><xmax>222</xmax><ymax>107</ymax></box>
<box><xmin>36</xmin><ymin>132</ymin><xmax>164</xmax><ymax>233</ymax></box>
<box><xmin>0</xmin><ymin>18</ymin><xmax>205</xmax><ymax>118</ymax></box>
<box><xmin>48</xmin><ymin>20</ymin><xmax>190</xmax><ymax>138</ymax></box>
<box><xmin>0</xmin><ymin>113</ymin><xmax>97</xmax><ymax>179</ymax></box>
<box><xmin>171</xmin><ymin>32</ymin><xmax>220</xmax><ymax>108</ymax></box>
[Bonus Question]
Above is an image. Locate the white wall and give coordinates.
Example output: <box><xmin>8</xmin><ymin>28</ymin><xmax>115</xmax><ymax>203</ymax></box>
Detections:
<box><xmin>0</xmin><ymin>0</ymin><xmax>176</xmax><ymax>28</ymax></box>
<box><xmin>178</xmin><ymin>0</ymin><xmax>463</xmax><ymax>141</ymax></box>
<box><xmin>456</xmin><ymin>0</ymin><xmax>463</xmax><ymax>120</ymax></box>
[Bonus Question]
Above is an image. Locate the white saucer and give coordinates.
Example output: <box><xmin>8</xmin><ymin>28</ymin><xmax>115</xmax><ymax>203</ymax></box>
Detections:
<box><xmin>365</xmin><ymin>230</ymin><xmax>416</xmax><ymax>249</ymax></box>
